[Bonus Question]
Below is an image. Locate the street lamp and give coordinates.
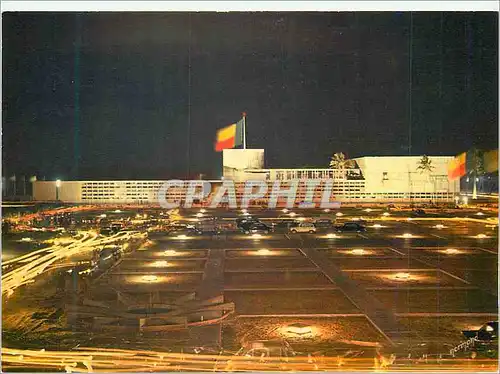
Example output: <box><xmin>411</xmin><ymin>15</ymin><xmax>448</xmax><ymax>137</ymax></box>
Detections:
<box><xmin>55</xmin><ymin>179</ymin><xmax>61</xmax><ymax>201</ymax></box>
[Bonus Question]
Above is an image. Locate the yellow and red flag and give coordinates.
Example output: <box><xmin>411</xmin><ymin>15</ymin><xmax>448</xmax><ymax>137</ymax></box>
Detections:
<box><xmin>214</xmin><ymin>118</ymin><xmax>244</xmax><ymax>152</ymax></box>
<box><xmin>483</xmin><ymin>149</ymin><xmax>498</xmax><ymax>173</ymax></box>
<box><xmin>448</xmin><ymin>152</ymin><xmax>466</xmax><ymax>180</ymax></box>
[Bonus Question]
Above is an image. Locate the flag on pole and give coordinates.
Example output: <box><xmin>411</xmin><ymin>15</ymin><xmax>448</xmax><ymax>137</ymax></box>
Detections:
<box><xmin>214</xmin><ymin>118</ymin><xmax>244</xmax><ymax>152</ymax></box>
<box><xmin>448</xmin><ymin>152</ymin><xmax>466</xmax><ymax>180</ymax></box>
<box><xmin>483</xmin><ymin>149</ymin><xmax>498</xmax><ymax>173</ymax></box>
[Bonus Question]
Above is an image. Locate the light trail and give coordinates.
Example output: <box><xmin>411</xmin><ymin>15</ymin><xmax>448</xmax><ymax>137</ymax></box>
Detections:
<box><xmin>1</xmin><ymin>347</ymin><xmax>497</xmax><ymax>372</ymax></box>
<box><xmin>2</xmin><ymin>231</ymin><xmax>145</xmax><ymax>298</ymax></box>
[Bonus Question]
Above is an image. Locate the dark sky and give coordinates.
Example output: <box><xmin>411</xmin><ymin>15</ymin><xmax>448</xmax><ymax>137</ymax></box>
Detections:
<box><xmin>2</xmin><ymin>12</ymin><xmax>498</xmax><ymax>180</ymax></box>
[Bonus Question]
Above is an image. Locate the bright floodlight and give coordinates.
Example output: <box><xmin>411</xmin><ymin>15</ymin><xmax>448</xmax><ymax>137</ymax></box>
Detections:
<box><xmin>20</xmin><ymin>237</ymin><xmax>32</xmax><ymax>242</ymax></box>
<box><xmin>402</xmin><ymin>233</ymin><xmax>413</xmax><ymax>238</ymax></box>
<box><xmin>364</xmin><ymin>208</ymin><xmax>372</xmax><ymax>212</ymax></box>
<box><xmin>394</xmin><ymin>272</ymin><xmax>411</xmax><ymax>280</ymax></box>
<box><xmin>350</xmin><ymin>249</ymin><xmax>365</xmax><ymax>255</ymax></box>
<box><xmin>435</xmin><ymin>224</ymin><xmax>445</xmax><ymax>229</ymax></box>
<box><xmin>153</xmin><ymin>260</ymin><xmax>168</xmax><ymax>267</ymax></box>
<box><xmin>257</xmin><ymin>249</ymin><xmax>270</xmax><ymax>255</ymax></box>
<box><xmin>476</xmin><ymin>212</ymin><xmax>484</xmax><ymax>216</ymax></box>
<box><xmin>142</xmin><ymin>275</ymin><xmax>158</xmax><ymax>282</ymax></box>
<box><xmin>382</xmin><ymin>212</ymin><xmax>390</xmax><ymax>216</ymax></box>
<box><xmin>476</xmin><ymin>234</ymin><xmax>488</xmax><ymax>239</ymax></box>
<box><xmin>444</xmin><ymin>248</ymin><xmax>459</xmax><ymax>255</ymax></box>
<box><xmin>55</xmin><ymin>179</ymin><xmax>61</xmax><ymax>187</ymax></box>
<box><xmin>372</xmin><ymin>224</ymin><xmax>383</xmax><ymax>228</ymax></box>
<box><xmin>286</xmin><ymin>323</ymin><xmax>313</xmax><ymax>336</ymax></box>
<box><xmin>114</xmin><ymin>209</ymin><xmax>122</xmax><ymax>213</ymax></box>
<box><xmin>336</xmin><ymin>212</ymin><xmax>343</xmax><ymax>217</ymax></box>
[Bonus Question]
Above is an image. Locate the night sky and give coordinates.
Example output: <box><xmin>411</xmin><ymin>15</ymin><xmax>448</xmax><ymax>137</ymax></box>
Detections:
<box><xmin>2</xmin><ymin>12</ymin><xmax>498</xmax><ymax>180</ymax></box>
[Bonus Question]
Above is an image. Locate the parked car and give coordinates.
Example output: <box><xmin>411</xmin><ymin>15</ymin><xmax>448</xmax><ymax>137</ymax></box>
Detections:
<box><xmin>463</xmin><ymin>321</ymin><xmax>498</xmax><ymax>342</ymax></box>
<box><xmin>236</xmin><ymin>217</ymin><xmax>259</xmax><ymax>229</ymax></box>
<box><xmin>167</xmin><ymin>224</ymin><xmax>202</xmax><ymax>236</ymax></box>
<box><xmin>242</xmin><ymin>222</ymin><xmax>272</xmax><ymax>235</ymax></box>
<box><xmin>313</xmin><ymin>218</ymin><xmax>333</xmax><ymax>229</ymax></box>
<box><xmin>336</xmin><ymin>222</ymin><xmax>366</xmax><ymax>232</ymax></box>
<box><xmin>289</xmin><ymin>222</ymin><xmax>317</xmax><ymax>234</ymax></box>
<box><xmin>272</xmin><ymin>220</ymin><xmax>301</xmax><ymax>231</ymax></box>
<box><xmin>411</xmin><ymin>209</ymin><xmax>426</xmax><ymax>217</ymax></box>
<box><xmin>99</xmin><ymin>227</ymin><xmax>113</xmax><ymax>236</ymax></box>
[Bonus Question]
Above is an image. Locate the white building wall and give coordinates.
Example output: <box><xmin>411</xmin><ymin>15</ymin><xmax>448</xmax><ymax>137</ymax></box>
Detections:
<box><xmin>32</xmin><ymin>156</ymin><xmax>459</xmax><ymax>204</ymax></box>
<box><xmin>354</xmin><ymin>156</ymin><xmax>457</xmax><ymax>194</ymax></box>
<box><xmin>222</xmin><ymin>149</ymin><xmax>264</xmax><ymax>181</ymax></box>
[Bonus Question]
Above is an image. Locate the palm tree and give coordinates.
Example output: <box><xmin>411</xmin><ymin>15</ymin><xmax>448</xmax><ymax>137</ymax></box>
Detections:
<box><xmin>329</xmin><ymin>152</ymin><xmax>355</xmax><ymax>170</ymax></box>
<box><xmin>329</xmin><ymin>153</ymin><xmax>355</xmax><ymax>198</ymax></box>
<box><xmin>416</xmin><ymin>155</ymin><xmax>434</xmax><ymax>174</ymax></box>
<box><xmin>468</xmin><ymin>148</ymin><xmax>484</xmax><ymax>199</ymax></box>
<box><xmin>416</xmin><ymin>155</ymin><xmax>435</xmax><ymax>203</ymax></box>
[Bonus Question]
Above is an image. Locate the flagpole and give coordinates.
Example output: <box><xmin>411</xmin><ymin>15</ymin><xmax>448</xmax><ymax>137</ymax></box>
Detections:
<box><xmin>242</xmin><ymin>112</ymin><xmax>247</xmax><ymax>149</ymax></box>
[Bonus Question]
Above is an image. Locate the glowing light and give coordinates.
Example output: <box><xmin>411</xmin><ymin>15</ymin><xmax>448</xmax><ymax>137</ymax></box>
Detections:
<box><xmin>152</xmin><ymin>260</ymin><xmax>169</xmax><ymax>267</ymax></box>
<box><xmin>289</xmin><ymin>212</ymin><xmax>297</xmax><ymax>217</ymax></box>
<box><xmin>20</xmin><ymin>237</ymin><xmax>32</xmax><ymax>242</ymax></box>
<box><xmin>350</xmin><ymin>248</ymin><xmax>365</xmax><ymax>255</ymax></box>
<box><xmin>485</xmin><ymin>325</ymin><xmax>494</xmax><ymax>332</ymax></box>
<box><xmin>364</xmin><ymin>208</ymin><xmax>373</xmax><ymax>212</ymax></box>
<box><xmin>285</xmin><ymin>323</ymin><xmax>313</xmax><ymax>336</ymax></box>
<box><xmin>241</xmin><ymin>209</ymin><xmax>247</xmax><ymax>214</ymax></box>
<box><xmin>402</xmin><ymin>233</ymin><xmax>413</xmax><ymax>238</ymax></box>
<box><xmin>282</xmin><ymin>208</ymin><xmax>289</xmax><ymax>213</ymax></box>
<box><xmin>195</xmin><ymin>213</ymin><xmax>203</xmax><ymax>218</ymax></box>
<box><xmin>372</xmin><ymin>224</ymin><xmax>383</xmax><ymax>228</ymax></box>
<box><xmin>141</xmin><ymin>275</ymin><xmax>158</xmax><ymax>282</ymax></box>
<box><xmin>114</xmin><ymin>209</ymin><xmax>122</xmax><ymax>213</ymax></box>
<box><xmin>462</xmin><ymin>196</ymin><xmax>468</xmax><ymax>205</ymax></box>
<box><xmin>257</xmin><ymin>249</ymin><xmax>270</xmax><ymax>255</ymax></box>
<box><xmin>297</xmin><ymin>217</ymin><xmax>306</xmax><ymax>221</ymax></box>
<box><xmin>382</xmin><ymin>212</ymin><xmax>390</xmax><ymax>216</ymax></box>
<box><xmin>163</xmin><ymin>250</ymin><xmax>177</xmax><ymax>256</ymax></box>
<box><xmin>336</xmin><ymin>212</ymin><xmax>343</xmax><ymax>217</ymax></box>
<box><xmin>251</xmin><ymin>234</ymin><xmax>262</xmax><ymax>239</ymax></box>
<box><xmin>176</xmin><ymin>234</ymin><xmax>188</xmax><ymax>240</ymax></box>
<box><xmin>406</xmin><ymin>217</ymin><xmax>413</xmax><ymax>221</ymax></box>
<box><xmin>476</xmin><ymin>234</ymin><xmax>488</xmax><ymax>239</ymax></box>
<box><xmin>55</xmin><ymin>179</ymin><xmax>62</xmax><ymax>188</ymax></box>
<box><xmin>243</xmin><ymin>212</ymin><xmax>250</xmax><ymax>216</ymax></box>
<box><xmin>476</xmin><ymin>212</ymin><xmax>484</xmax><ymax>216</ymax></box>
<box><xmin>393</xmin><ymin>272</ymin><xmax>411</xmax><ymax>281</ymax></box>
<box><xmin>434</xmin><ymin>224</ymin><xmax>445</xmax><ymax>229</ymax></box>
<box><xmin>323</xmin><ymin>209</ymin><xmax>330</xmax><ymax>213</ymax></box>
<box><xmin>326</xmin><ymin>233</ymin><xmax>338</xmax><ymax>239</ymax></box>
<box><xmin>99</xmin><ymin>214</ymin><xmax>107</xmax><ymax>218</ymax></box>
<box><xmin>444</xmin><ymin>248</ymin><xmax>459</xmax><ymax>255</ymax></box>
<box><xmin>200</xmin><ymin>209</ymin><xmax>206</xmax><ymax>213</ymax></box>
